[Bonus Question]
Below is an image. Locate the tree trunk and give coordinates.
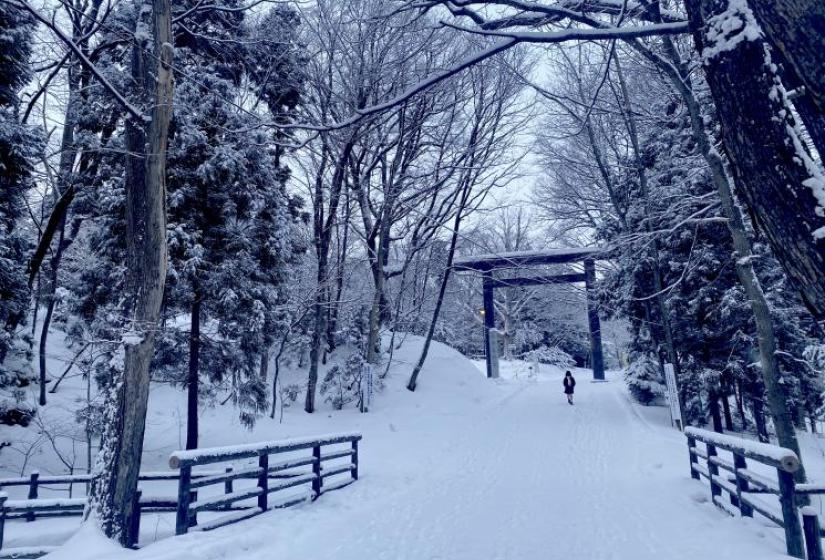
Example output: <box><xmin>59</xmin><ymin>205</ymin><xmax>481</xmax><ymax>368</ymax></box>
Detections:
<box><xmin>752</xmin><ymin>396</ymin><xmax>770</xmax><ymax>443</ymax></box>
<box><xmin>709</xmin><ymin>390</ymin><xmax>724</xmax><ymax>433</ymax></box>
<box><xmin>407</xmin><ymin>186</ymin><xmax>472</xmax><ymax>391</ymax></box>
<box><xmin>326</xmin><ymin>197</ymin><xmax>350</xmax><ymax>353</ymax></box>
<box><xmin>747</xmin><ymin>1</ymin><xmax>825</xmax><ymax>111</ymax></box>
<box><xmin>684</xmin><ymin>0</ymin><xmax>825</xmax><ymax>325</ymax></box>
<box><xmin>767</xmin><ymin>44</ymin><xmax>825</xmax><ymax>164</ymax></box>
<box><xmin>87</xmin><ymin>0</ymin><xmax>173</xmax><ymax>545</ymax></box>
<box><xmin>735</xmin><ymin>381</ymin><xmax>748</xmax><ymax>430</ymax></box>
<box><xmin>37</xmin><ymin>254</ymin><xmax>59</xmax><ymax>406</ymax></box>
<box><xmin>305</xmin><ymin>257</ymin><xmax>327</xmax><ymax>413</ymax></box>
<box><xmin>721</xmin><ymin>389</ymin><xmax>734</xmax><ymax>431</ymax></box>
<box><xmin>365</xmin><ymin>223</ymin><xmax>389</xmax><ymax>363</ymax></box>
<box><xmin>748</xmin><ymin>4</ymin><xmax>825</xmax><ymax>175</ymax></box>
<box><xmin>186</xmin><ymin>293</ymin><xmax>201</xmax><ymax>450</ymax></box>
<box><xmin>38</xmin><ymin>66</ymin><xmax>81</xmax><ymax>406</ymax></box>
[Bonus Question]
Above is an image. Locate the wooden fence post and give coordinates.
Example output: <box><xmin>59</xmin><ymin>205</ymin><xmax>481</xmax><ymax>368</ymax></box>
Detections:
<box><xmin>311</xmin><ymin>445</ymin><xmax>322</xmax><ymax>500</ymax></box>
<box><xmin>175</xmin><ymin>465</ymin><xmax>192</xmax><ymax>536</ymax></box>
<box><xmin>802</xmin><ymin>507</ymin><xmax>823</xmax><ymax>560</ymax></box>
<box><xmin>258</xmin><ymin>453</ymin><xmax>269</xmax><ymax>511</ymax></box>
<box><xmin>351</xmin><ymin>440</ymin><xmax>359</xmax><ymax>481</ymax></box>
<box><xmin>733</xmin><ymin>453</ymin><xmax>753</xmax><ymax>517</ymax></box>
<box><xmin>25</xmin><ymin>471</ymin><xmax>39</xmax><ymax>522</ymax></box>
<box><xmin>777</xmin><ymin>469</ymin><xmax>805</xmax><ymax>559</ymax></box>
<box><xmin>190</xmin><ymin>489</ymin><xmax>198</xmax><ymax>528</ymax></box>
<box><xmin>224</xmin><ymin>466</ymin><xmax>233</xmax><ymax>497</ymax></box>
<box><xmin>706</xmin><ymin>444</ymin><xmax>721</xmax><ymax>500</ymax></box>
<box><xmin>0</xmin><ymin>493</ymin><xmax>7</xmax><ymax>551</ymax></box>
<box><xmin>687</xmin><ymin>436</ymin><xmax>700</xmax><ymax>480</ymax></box>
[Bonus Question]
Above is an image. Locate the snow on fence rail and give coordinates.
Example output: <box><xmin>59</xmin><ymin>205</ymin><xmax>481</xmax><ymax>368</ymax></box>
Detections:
<box><xmin>685</xmin><ymin>427</ymin><xmax>822</xmax><ymax>560</ymax></box>
<box><xmin>0</xmin><ymin>433</ymin><xmax>362</xmax><ymax>558</ymax></box>
<box><xmin>170</xmin><ymin>432</ymin><xmax>361</xmax><ymax>536</ymax></box>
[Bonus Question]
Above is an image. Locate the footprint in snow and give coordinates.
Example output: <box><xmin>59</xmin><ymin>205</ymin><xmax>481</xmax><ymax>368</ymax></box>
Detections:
<box><xmin>690</xmin><ymin>492</ymin><xmax>709</xmax><ymax>504</ymax></box>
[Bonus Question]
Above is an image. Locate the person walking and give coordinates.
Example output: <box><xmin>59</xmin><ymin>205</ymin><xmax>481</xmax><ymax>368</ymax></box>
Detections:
<box><xmin>563</xmin><ymin>371</ymin><xmax>576</xmax><ymax>405</ymax></box>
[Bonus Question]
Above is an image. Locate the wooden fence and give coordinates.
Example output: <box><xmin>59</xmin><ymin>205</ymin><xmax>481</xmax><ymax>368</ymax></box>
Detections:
<box><xmin>0</xmin><ymin>432</ymin><xmax>361</xmax><ymax>558</ymax></box>
<box><xmin>686</xmin><ymin>427</ymin><xmax>824</xmax><ymax>560</ymax></box>
<box><xmin>169</xmin><ymin>432</ymin><xmax>361</xmax><ymax>535</ymax></box>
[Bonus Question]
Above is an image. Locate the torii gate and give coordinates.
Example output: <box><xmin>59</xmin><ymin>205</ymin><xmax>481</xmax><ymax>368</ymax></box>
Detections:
<box><xmin>453</xmin><ymin>248</ymin><xmax>605</xmax><ymax>381</ymax></box>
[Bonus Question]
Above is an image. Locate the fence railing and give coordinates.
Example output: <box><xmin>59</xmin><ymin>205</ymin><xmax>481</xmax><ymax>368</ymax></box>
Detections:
<box><xmin>686</xmin><ymin>427</ymin><xmax>824</xmax><ymax>560</ymax></box>
<box><xmin>169</xmin><ymin>433</ymin><xmax>361</xmax><ymax>535</ymax></box>
<box><xmin>0</xmin><ymin>432</ymin><xmax>362</xmax><ymax>557</ymax></box>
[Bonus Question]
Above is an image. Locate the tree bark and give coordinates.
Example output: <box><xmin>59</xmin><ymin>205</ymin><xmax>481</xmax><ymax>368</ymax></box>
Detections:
<box><xmin>88</xmin><ymin>0</ymin><xmax>173</xmax><ymax>545</ymax></box>
<box><xmin>721</xmin><ymin>388</ymin><xmax>734</xmax><ymax>431</ymax></box>
<box><xmin>684</xmin><ymin>0</ymin><xmax>825</xmax><ymax>325</ymax></box>
<box><xmin>752</xmin><ymin>396</ymin><xmax>769</xmax><ymax>442</ymax></box>
<box><xmin>747</xmin><ymin>2</ymin><xmax>825</xmax><ymax>175</ymax></box>
<box><xmin>186</xmin><ymin>292</ymin><xmax>201</xmax><ymax>450</ymax></box>
<box><xmin>326</xmin><ymin>195</ymin><xmax>350</xmax><ymax>353</ymax></box>
<box><xmin>747</xmin><ymin>1</ymin><xmax>825</xmax><ymax>111</ymax></box>
<box><xmin>365</xmin><ymin>210</ymin><xmax>393</xmax><ymax>364</ymax></box>
<box><xmin>735</xmin><ymin>380</ymin><xmax>748</xmax><ymax>430</ymax></box>
<box><xmin>709</xmin><ymin>390</ymin><xmax>724</xmax><ymax>433</ymax></box>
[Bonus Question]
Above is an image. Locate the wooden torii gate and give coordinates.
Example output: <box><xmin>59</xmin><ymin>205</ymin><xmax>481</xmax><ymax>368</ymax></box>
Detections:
<box><xmin>454</xmin><ymin>248</ymin><xmax>605</xmax><ymax>381</ymax></box>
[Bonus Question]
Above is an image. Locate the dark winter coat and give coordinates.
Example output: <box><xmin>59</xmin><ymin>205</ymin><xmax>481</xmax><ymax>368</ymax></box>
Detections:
<box><xmin>563</xmin><ymin>376</ymin><xmax>576</xmax><ymax>394</ymax></box>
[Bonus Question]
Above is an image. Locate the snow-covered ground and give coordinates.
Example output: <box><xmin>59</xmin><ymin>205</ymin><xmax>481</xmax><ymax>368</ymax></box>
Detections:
<box><xmin>3</xmin><ymin>335</ymin><xmax>824</xmax><ymax>559</ymax></box>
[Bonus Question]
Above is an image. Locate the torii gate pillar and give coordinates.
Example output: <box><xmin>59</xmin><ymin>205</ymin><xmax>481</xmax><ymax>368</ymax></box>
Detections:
<box><xmin>482</xmin><ymin>271</ymin><xmax>496</xmax><ymax>379</ymax></box>
<box><xmin>584</xmin><ymin>259</ymin><xmax>605</xmax><ymax>381</ymax></box>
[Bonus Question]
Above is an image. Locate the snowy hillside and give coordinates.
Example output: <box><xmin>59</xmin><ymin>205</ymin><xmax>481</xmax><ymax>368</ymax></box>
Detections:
<box><xmin>3</xmin><ymin>335</ymin><xmax>822</xmax><ymax>559</ymax></box>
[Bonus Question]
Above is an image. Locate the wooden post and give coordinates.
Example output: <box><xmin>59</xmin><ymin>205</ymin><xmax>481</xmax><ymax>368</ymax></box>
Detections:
<box><xmin>258</xmin><ymin>453</ymin><xmax>269</xmax><ymax>511</ymax></box>
<box><xmin>729</xmin><ymin>480</ymin><xmax>740</xmax><ymax>509</ymax></box>
<box><xmin>733</xmin><ymin>453</ymin><xmax>753</xmax><ymax>517</ymax></box>
<box><xmin>189</xmin><ymin>489</ymin><xmax>198</xmax><ymax>528</ymax></box>
<box><xmin>26</xmin><ymin>471</ymin><xmax>39</xmax><ymax>522</ymax></box>
<box><xmin>777</xmin><ymin>469</ymin><xmax>805</xmax><ymax>559</ymax></box>
<box><xmin>802</xmin><ymin>507</ymin><xmax>823</xmax><ymax>560</ymax></box>
<box><xmin>0</xmin><ymin>493</ymin><xmax>6</xmax><ymax>551</ymax></box>
<box><xmin>584</xmin><ymin>259</ymin><xmax>605</xmax><ymax>381</ymax></box>
<box><xmin>351</xmin><ymin>440</ymin><xmax>359</xmax><ymax>481</ymax></box>
<box><xmin>175</xmin><ymin>465</ymin><xmax>192</xmax><ymax>536</ymax></box>
<box><xmin>312</xmin><ymin>445</ymin><xmax>322</xmax><ymax>499</ymax></box>
<box><xmin>223</xmin><ymin>466</ymin><xmax>234</xmax><ymax>510</ymax></box>
<box><xmin>128</xmin><ymin>490</ymin><xmax>142</xmax><ymax>549</ymax></box>
<box><xmin>706</xmin><ymin>444</ymin><xmax>721</xmax><ymax>499</ymax></box>
<box><xmin>687</xmin><ymin>436</ymin><xmax>700</xmax><ymax>480</ymax></box>
<box><xmin>482</xmin><ymin>271</ymin><xmax>495</xmax><ymax>379</ymax></box>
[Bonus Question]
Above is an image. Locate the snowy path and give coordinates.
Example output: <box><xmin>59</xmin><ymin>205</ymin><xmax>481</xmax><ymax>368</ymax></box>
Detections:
<box><xmin>68</xmin><ymin>363</ymin><xmax>793</xmax><ymax>560</ymax></box>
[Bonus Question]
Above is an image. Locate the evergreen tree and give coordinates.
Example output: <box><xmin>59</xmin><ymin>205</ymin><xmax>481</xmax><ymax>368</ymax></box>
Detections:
<box><xmin>116</xmin><ymin>3</ymin><xmax>301</xmax><ymax>437</ymax></box>
<box><xmin>63</xmin><ymin>3</ymin><xmax>307</xmax><ymax>440</ymax></box>
<box><xmin>0</xmin><ymin>5</ymin><xmax>39</xmax><ymax>383</ymax></box>
<box><xmin>601</xmin><ymin>79</ymin><xmax>823</xmax><ymax>435</ymax></box>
